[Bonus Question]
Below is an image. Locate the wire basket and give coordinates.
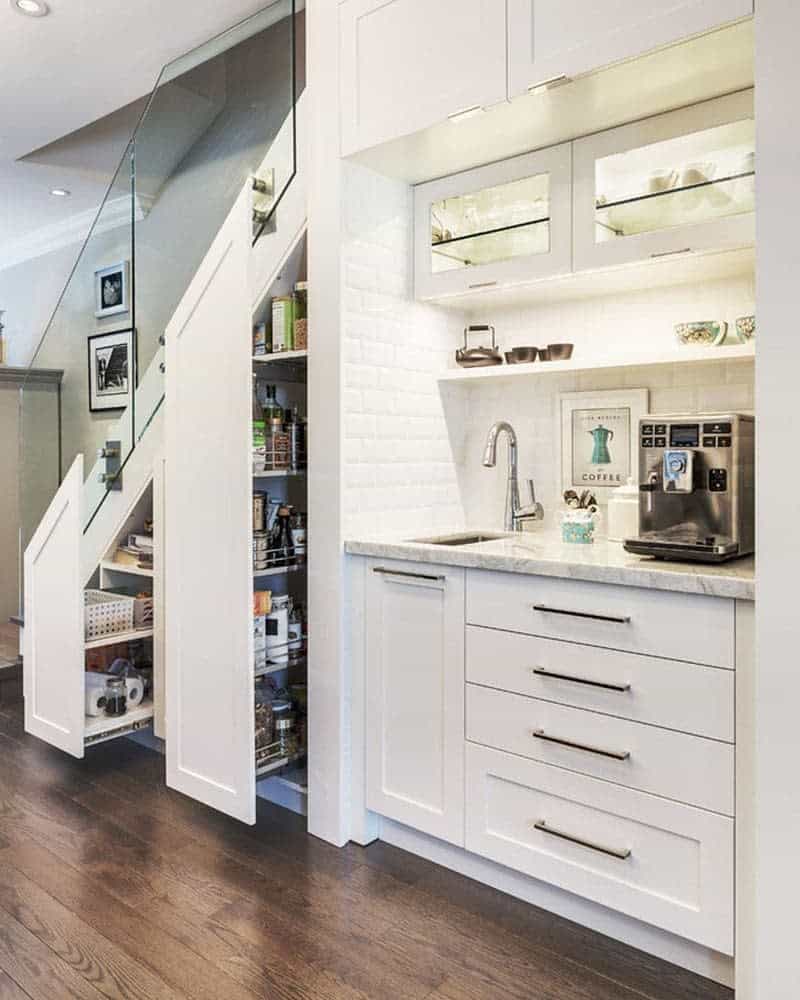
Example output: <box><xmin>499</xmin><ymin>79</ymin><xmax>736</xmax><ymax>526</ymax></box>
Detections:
<box><xmin>84</xmin><ymin>589</ymin><xmax>135</xmax><ymax>641</ymax></box>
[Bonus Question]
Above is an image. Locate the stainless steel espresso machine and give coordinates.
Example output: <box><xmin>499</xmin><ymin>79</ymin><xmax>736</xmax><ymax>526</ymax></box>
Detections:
<box><xmin>623</xmin><ymin>413</ymin><xmax>754</xmax><ymax>563</ymax></box>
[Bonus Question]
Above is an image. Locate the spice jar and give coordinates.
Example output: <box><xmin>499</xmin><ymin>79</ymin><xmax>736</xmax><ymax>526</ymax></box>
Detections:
<box><xmin>293</xmin><ymin>281</ymin><xmax>308</xmax><ymax>350</ymax></box>
<box><xmin>104</xmin><ymin>676</ymin><xmax>127</xmax><ymax>717</ymax></box>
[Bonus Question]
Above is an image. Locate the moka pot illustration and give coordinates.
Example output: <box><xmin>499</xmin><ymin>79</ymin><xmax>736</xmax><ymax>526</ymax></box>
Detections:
<box><xmin>589</xmin><ymin>424</ymin><xmax>614</xmax><ymax>465</ymax></box>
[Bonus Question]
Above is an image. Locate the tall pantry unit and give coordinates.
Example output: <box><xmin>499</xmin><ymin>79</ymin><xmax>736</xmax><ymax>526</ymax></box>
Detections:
<box><xmin>165</xmin><ymin>202</ymin><xmax>309</xmax><ymax>826</ymax></box>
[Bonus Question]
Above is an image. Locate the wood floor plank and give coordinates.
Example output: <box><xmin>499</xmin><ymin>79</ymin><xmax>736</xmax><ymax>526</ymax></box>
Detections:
<box><xmin>2</xmin><ymin>841</ymin><xmax>262</xmax><ymax>1000</ymax></box>
<box><xmin>0</xmin><ymin>864</ymin><xmax>184</xmax><ymax>1000</ymax></box>
<box><xmin>0</xmin><ymin>969</ymin><xmax>34</xmax><ymax>1000</ymax></box>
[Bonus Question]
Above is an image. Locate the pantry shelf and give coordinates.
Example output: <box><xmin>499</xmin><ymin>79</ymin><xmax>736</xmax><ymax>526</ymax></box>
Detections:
<box><xmin>84</xmin><ymin>628</ymin><xmax>154</xmax><ymax>650</ymax></box>
<box><xmin>84</xmin><ymin>700</ymin><xmax>154</xmax><ymax>746</ymax></box>
<box><xmin>438</xmin><ymin>342</ymin><xmax>754</xmax><ymax>385</ymax></box>
<box><xmin>255</xmin><ymin>749</ymin><xmax>306</xmax><ymax>779</ymax></box>
<box><xmin>253</xmin><ymin>470</ymin><xmax>306</xmax><ymax>479</ymax></box>
<box><xmin>99</xmin><ymin>560</ymin><xmax>154</xmax><ymax>578</ymax></box>
<box><xmin>252</xmin><ymin>349</ymin><xmax>308</xmax><ymax>364</ymax></box>
<box><xmin>253</xmin><ymin>564</ymin><xmax>306</xmax><ymax>579</ymax></box>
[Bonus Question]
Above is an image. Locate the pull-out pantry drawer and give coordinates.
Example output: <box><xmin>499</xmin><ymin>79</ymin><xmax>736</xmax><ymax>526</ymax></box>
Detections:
<box><xmin>466</xmin><ymin>570</ymin><xmax>734</xmax><ymax>668</ymax></box>
<box><xmin>465</xmin><ymin>744</ymin><xmax>734</xmax><ymax>954</ymax></box>
<box><xmin>466</xmin><ymin>684</ymin><xmax>734</xmax><ymax>815</ymax></box>
<box><xmin>466</xmin><ymin>626</ymin><xmax>734</xmax><ymax>742</ymax></box>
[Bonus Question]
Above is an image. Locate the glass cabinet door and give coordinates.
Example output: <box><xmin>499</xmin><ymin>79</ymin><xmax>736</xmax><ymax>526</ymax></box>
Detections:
<box><xmin>573</xmin><ymin>90</ymin><xmax>754</xmax><ymax>271</ymax></box>
<box><xmin>414</xmin><ymin>144</ymin><xmax>572</xmax><ymax>299</ymax></box>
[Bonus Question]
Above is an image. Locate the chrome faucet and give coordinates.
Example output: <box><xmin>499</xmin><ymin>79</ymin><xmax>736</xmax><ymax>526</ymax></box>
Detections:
<box><xmin>482</xmin><ymin>421</ymin><xmax>544</xmax><ymax>531</ymax></box>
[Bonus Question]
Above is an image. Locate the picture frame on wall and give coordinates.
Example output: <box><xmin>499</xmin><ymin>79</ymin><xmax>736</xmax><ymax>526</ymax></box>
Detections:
<box><xmin>94</xmin><ymin>260</ymin><xmax>130</xmax><ymax>319</ymax></box>
<box><xmin>559</xmin><ymin>388</ymin><xmax>649</xmax><ymax>503</ymax></box>
<box><xmin>88</xmin><ymin>328</ymin><xmax>135</xmax><ymax>413</ymax></box>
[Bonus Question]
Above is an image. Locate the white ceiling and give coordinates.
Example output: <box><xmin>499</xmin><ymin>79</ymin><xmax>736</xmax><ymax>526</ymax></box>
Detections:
<box><xmin>0</xmin><ymin>0</ymin><xmax>275</xmax><ymax>258</ymax></box>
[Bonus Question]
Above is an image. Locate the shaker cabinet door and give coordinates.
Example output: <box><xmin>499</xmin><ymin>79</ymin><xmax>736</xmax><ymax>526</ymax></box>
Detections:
<box><xmin>165</xmin><ymin>188</ymin><xmax>256</xmax><ymax>824</ymax></box>
<box><xmin>508</xmin><ymin>0</ymin><xmax>753</xmax><ymax>99</ymax></box>
<box><xmin>365</xmin><ymin>559</ymin><xmax>465</xmax><ymax>845</ymax></box>
<box><xmin>340</xmin><ymin>0</ymin><xmax>507</xmax><ymax>156</ymax></box>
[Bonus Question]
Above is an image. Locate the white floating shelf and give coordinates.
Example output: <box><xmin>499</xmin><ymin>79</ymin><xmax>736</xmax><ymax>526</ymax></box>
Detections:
<box><xmin>253</xmin><ymin>470</ymin><xmax>306</xmax><ymax>478</ymax></box>
<box><xmin>85</xmin><ymin>628</ymin><xmax>155</xmax><ymax>650</ymax></box>
<box><xmin>100</xmin><ymin>560</ymin><xmax>154</xmax><ymax>578</ymax></box>
<box><xmin>252</xmin><ymin>350</ymin><xmax>308</xmax><ymax>364</ymax></box>
<box><xmin>438</xmin><ymin>342</ymin><xmax>754</xmax><ymax>385</ymax></box>
<box><xmin>84</xmin><ymin>700</ymin><xmax>154</xmax><ymax>744</ymax></box>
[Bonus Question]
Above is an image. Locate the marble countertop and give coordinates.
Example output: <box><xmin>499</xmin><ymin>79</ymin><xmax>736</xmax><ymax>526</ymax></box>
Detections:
<box><xmin>344</xmin><ymin>529</ymin><xmax>755</xmax><ymax>600</ymax></box>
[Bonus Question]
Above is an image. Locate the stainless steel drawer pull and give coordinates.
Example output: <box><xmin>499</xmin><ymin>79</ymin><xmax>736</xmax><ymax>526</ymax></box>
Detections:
<box><xmin>532</xmin><ymin>667</ymin><xmax>631</xmax><ymax>693</ymax></box>
<box><xmin>533</xmin><ymin>604</ymin><xmax>631</xmax><ymax>625</ymax></box>
<box><xmin>532</xmin><ymin>729</ymin><xmax>630</xmax><ymax>761</ymax></box>
<box><xmin>373</xmin><ymin>567</ymin><xmax>446</xmax><ymax>583</ymax></box>
<box><xmin>533</xmin><ymin>820</ymin><xmax>631</xmax><ymax>861</ymax></box>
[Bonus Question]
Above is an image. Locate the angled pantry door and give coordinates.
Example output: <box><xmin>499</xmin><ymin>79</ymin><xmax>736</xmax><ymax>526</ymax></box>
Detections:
<box><xmin>24</xmin><ymin>456</ymin><xmax>84</xmax><ymax>758</ymax></box>
<box><xmin>165</xmin><ymin>187</ymin><xmax>255</xmax><ymax>824</ymax></box>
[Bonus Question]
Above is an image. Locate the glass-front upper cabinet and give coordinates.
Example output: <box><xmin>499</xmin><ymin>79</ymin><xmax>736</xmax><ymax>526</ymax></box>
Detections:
<box><xmin>414</xmin><ymin>144</ymin><xmax>572</xmax><ymax>300</ymax></box>
<box><xmin>573</xmin><ymin>90</ymin><xmax>754</xmax><ymax>271</ymax></box>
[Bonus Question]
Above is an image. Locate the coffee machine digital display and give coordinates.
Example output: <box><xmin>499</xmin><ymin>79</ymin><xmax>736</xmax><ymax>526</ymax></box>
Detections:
<box><xmin>623</xmin><ymin>413</ymin><xmax>754</xmax><ymax>563</ymax></box>
<box><xmin>669</xmin><ymin>424</ymin><xmax>699</xmax><ymax>448</ymax></box>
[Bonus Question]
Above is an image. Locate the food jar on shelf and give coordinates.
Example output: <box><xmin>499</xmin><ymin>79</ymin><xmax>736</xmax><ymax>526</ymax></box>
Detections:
<box><xmin>104</xmin><ymin>676</ymin><xmax>128</xmax><ymax>717</ymax></box>
<box><xmin>293</xmin><ymin>281</ymin><xmax>308</xmax><ymax>351</ymax></box>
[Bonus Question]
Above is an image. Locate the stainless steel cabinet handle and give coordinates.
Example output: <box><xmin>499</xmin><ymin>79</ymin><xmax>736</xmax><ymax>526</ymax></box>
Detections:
<box><xmin>532</xmin><ymin>667</ymin><xmax>630</xmax><ymax>693</ymax></box>
<box><xmin>533</xmin><ymin>820</ymin><xmax>631</xmax><ymax>860</ymax></box>
<box><xmin>532</xmin><ymin>603</ymin><xmax>631</xmax><ymax>625</ymax></box>
<box><xmin>532</xmin><ymin>729</ymin><xmax>630</xmax><ymax>761</ymax></box>
<box><xmin>373</xmin><ymin>567</ymin><xmax>445</xmax><ymax>583</ymax></box>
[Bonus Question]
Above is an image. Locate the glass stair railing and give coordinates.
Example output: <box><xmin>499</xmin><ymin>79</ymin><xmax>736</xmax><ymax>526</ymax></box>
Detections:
<box><xmin>18</xmin><ymin>0</ymin><xmax>299</xmax><ymax>554</ymax></box>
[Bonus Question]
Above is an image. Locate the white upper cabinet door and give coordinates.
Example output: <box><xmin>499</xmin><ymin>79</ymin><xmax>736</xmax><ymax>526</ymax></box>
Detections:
<box><xmin>414</xmin><ymin>143</ymin><xmax>572</xmax><ymax>300</ymax></box>
<box><xmin>507</xmin><ymin>0</ymin><xmax>753</xmax><ymax>98</ymax></box>
<box><xmin>340</xmin><ymin>0</ymin><xmax>507</xmax><ymax>156</ymax></box>
<box><xmin>573</xmin><ymin>90</ymin><xmax>755</xmax><ymax>272</ymax></box>
<box><xmin>165</xmin><ymin>187</ymin><xmax>255</xmax><ymax>825</ymax></box>
<box><xmin>365</xmin><ymin>560</ymin><xmax>466</xmax><ymax>846</ymax></box>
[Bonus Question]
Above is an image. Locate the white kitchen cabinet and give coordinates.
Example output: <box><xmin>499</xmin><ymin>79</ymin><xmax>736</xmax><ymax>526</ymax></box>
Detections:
<box><xmin>573</xmin><ymin>90</ymin><xmax>755</xmax><ymax>271</ymax></box>
<box><xmin>365</xmin><ymin>559</ymin><xmax>465</xmax><ymax>845</ymax></box>
<box><xmin>507</xmin><ymin>0</ymin><xmax>752</xmax><ymax>99</ymax></box>
<box><xmin>414</xmin><ymin>144</ymin><xmax>572</xmax><ymax>300</ymax></box>
<box><xmin>339</xmin><ymin>0</ymin><xmax>507</xmax><ymax>157</ymax></box>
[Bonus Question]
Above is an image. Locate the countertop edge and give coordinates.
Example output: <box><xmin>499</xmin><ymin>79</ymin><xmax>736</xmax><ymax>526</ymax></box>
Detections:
<box><xmin>343</xmin><ymin>539</ymin><xmax>755</xmax><ymax>601</ymax></box>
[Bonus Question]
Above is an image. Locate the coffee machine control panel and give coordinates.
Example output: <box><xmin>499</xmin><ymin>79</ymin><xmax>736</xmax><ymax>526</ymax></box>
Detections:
<box><xmin>640</xmin><ymin>420</ymin><xmax>734</xmax><ymax>493</ymax></box>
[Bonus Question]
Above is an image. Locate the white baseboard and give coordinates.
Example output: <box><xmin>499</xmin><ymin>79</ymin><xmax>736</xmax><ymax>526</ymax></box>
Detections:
<box><xmin>378</xmin><ymin>817</ymin><xmax>734</xmax><ymax>989</ymax></box>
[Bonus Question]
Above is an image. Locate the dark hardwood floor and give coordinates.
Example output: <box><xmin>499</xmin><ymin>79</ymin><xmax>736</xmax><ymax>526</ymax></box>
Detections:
<box><xmin>0</xmin><ymin>694</ymin><xmax>732</xmax><ymax>1000</ymax></box>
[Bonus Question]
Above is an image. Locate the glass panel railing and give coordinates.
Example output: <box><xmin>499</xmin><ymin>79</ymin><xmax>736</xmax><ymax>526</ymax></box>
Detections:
<box><xmin>17</xmin><ymin>0</ymin><xmax>299</xmax><ymax>551</ymax></box>
<box><xmin>21</xmin><ymin>143</ymin><xmax>136</xmax><ymax>527</ymax></box>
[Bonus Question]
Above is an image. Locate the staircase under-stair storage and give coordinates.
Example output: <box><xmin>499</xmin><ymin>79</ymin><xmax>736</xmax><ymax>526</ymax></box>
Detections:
<box><xmin>19</xmin><ymin>3</ymin><xmax>310</xmax><ymax>829</ymax></box>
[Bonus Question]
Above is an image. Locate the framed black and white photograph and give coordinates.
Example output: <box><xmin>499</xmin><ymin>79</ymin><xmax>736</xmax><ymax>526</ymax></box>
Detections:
<box><xmin>559</xmin><ymin>389</ymin><xmax>649</xmax><ymax>502</ymax></box>
<box><xmin>94</xmin><ymin>260</ymin><xmax>129</xmax><ymax>319</ymax></box>
<box><xmin>88</xmin><ymin>328</ymin><xmax>134</xmax><ymax>412</ymax></box>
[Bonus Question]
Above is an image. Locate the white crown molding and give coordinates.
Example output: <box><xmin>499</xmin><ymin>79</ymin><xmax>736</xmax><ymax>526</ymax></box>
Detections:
<box><xmin>0</xmin><ymin>193</ymin><xmax>153</xmax><ymax>272</ymax></box>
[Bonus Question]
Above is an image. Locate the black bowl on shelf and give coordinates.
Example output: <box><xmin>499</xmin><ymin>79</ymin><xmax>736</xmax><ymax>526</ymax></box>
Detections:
<box><xmin>504</xmin><ymin>346</ymin><xmax>539</xmax><ymax>364</ymax></box>
<box><xmin>544</xmin><ymin>343</ymin><xmax>574</xmax><ymax>361</ymax></box>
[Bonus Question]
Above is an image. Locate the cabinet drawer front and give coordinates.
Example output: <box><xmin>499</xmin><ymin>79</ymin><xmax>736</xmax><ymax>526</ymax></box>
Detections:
<box><xmin>467</xmin><ymin>685</ymin><xmax>733</xmax><ymax>815</ymax></box>
<box><xmin>465</xmin><ymin>744</ymin><xmax>734</xmax><ymax>954</ymax></box>
<box><xmin>466</xmin><ymin>570</ymin><xmax>734</xmax><ymax>668</ymax></box>
<box><xmin>466</xmin><ymin>626</ymin><xmax>734</xmax><ymax>741</ymax></box>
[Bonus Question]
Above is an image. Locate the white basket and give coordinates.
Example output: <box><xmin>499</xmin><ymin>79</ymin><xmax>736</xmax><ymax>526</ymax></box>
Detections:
<box><xmin>84</xmin><ymin>589</ymin><xmax>135</xmax><ymax>640</ymax></box>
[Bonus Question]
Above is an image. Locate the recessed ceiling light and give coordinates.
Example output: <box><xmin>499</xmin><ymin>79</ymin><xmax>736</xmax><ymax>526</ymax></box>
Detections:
<box><xmin>12</xmin><ymin>0</ymin><xmax>49</xmax><ymax>16</ymax></box>
<box><xmin>50</xmin><ymin>188</ymin><xmax>70</xmax><ymax>197</ymax></box>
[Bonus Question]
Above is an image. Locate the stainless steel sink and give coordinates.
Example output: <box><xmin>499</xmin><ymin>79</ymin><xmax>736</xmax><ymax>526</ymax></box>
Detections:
<box><xmin>410</xmin><ymin>532</ymin><xmax>507</xmax><ymax>547</ymax></box>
